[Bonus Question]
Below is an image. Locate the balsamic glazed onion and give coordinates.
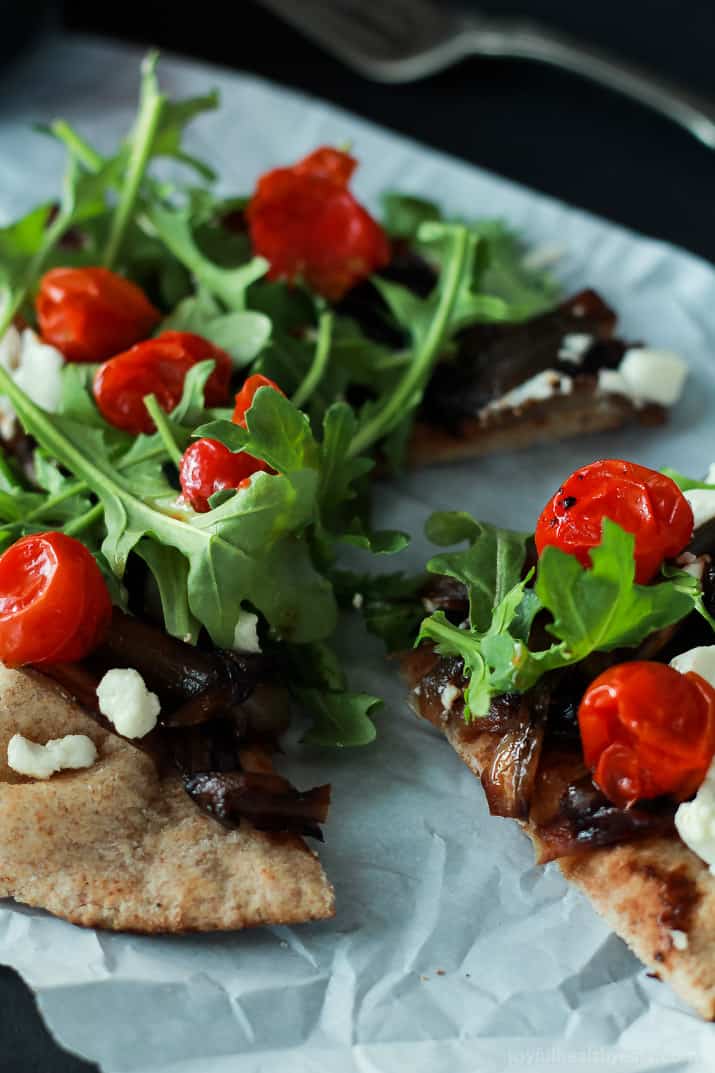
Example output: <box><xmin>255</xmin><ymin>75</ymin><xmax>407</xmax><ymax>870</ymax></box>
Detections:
<box><xmin>535</xmin><ymin>778</ymin><xmax>676</xmax><ymax>863</ymax></box>
<box><xmin>37</xmin><ymin>609</ymin><xmax>329</xmax><ymax>840</ymax></box>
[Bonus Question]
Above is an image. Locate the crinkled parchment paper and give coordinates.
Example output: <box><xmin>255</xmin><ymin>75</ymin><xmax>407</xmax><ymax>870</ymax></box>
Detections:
<box><xmin>0</xmin><ymin>34</ymin><xmax>714</xmax><ymax>1073</ymax></box>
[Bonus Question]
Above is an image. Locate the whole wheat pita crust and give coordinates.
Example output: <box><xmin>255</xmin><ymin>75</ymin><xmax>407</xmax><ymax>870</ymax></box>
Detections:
<box><xmin>0</xmin><ymin>666</ymin><xmax>334</xmax><ymax>933</ymax></box>
<box><xmin>408</xmin><ymin>382</ymin><xmax>664</xmax><ymax>466</ymax></box>
<box><xmin>400</xmin><ymin>651</ymin><xmax>715</xmax><ymax>1020</ymax></box>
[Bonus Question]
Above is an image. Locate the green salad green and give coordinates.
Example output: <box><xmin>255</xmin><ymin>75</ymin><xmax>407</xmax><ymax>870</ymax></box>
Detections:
<box><xmin>353</xmin><ymin>501</ymin><xmax>715</xmax><ymax>721</ymax></box>
<box><xmin>0</xmin><ymin>54</ymin><xmax>562</xmax><ymax>746</ymax></box>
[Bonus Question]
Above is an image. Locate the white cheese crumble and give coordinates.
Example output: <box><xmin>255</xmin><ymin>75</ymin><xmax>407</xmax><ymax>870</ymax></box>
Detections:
<box><xmin>482</xmin><ymin>369</ymin><xmax>573</xmax><ymax>416</ymax></box>
<box><xmin>7</xmin><ymin>733</ymin><xmax>97</xmax><ymax>780</ymax></box>
<box><xmin>557</xmin><ymin>333</ymin><xmax>593</xmax><ymax>365</ymax></box>
<box><xmin>669</xmin><ymin>929</ymin><xmax>689</xmax><ymax>951</ymax></box>
<box><xmin>670</xmin><ymin>645</ymin><xmax>715</xmax><ymax>685</ymax></box>
<box><xmin>598</xmin><ymin>347</ymin><xmax>687</xmax><ymax>408</ymax></box>
<box><xmin>705</xmin><ymin>463</ymin><xmax>715</xmax><ymax>486</ymax></box>
<box><xmin>684</xmin><ymin>489</ymin><xmax>715</xmax><ymax>531</ymax></box>
<box><xmin>352</xmin><ymin>592</ymin><xmax>364</xmax><ymax>610</ymax></box>
<box><xmin>675</xmin><ymin>764</ymin><xmax>715</xmax><ymax>876</ymax></box>
<box><xmin>0</xmin><ymin>326</ymin><xmax>64</xmax><ymax>438</ymax></box>
<box><xmin>232</xmin><ymin>609</ymin><xmax>262</xmax><ymax>654</ymax></box>
<box><xmin>96</xmin><ymin>668</ymin><xmax>160</xmax><ymax>739</ymax></box>
<box><xmin>671</xmin><ymin>646</ymin><xmax>715</xmax><ymax>873</ymax></box>
<box><xmin>441</xmin><ymin>683</ymin><xmax>461</xmax><ymax>712</ymax></box>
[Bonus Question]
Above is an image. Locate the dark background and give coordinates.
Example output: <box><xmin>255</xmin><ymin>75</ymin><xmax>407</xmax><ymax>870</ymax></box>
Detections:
<box><xmin>2</xmin><ymin>1</ymin><xmax>715</xmax><ymax>1070</ymax></box>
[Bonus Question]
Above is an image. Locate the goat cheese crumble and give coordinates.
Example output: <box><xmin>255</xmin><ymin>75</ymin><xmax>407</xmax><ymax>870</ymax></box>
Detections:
<box><xmin>96</xmin><ymin>668</ymin><xmax>161</xmax><ymax>739</ymax></box>
<box><xmin>232</xmin><ymin>609</ymin><xmax>262</xmax><ymax>654</ymax></box>
<box><xmin>684</xmin><ymin>489</ymin><xmax>715</xmax><ymax>531</ymax></box>
<box><xmin>482</xmin><ymin>369</ymin><xmax>573</xmax><ymax>416</ymax></box>
<box><xmin>0</xmin><ymin>326</ymin><xmax>64</xmax><ymax>438</ymax></box>
<box><xmin>7</xmin><ymin>733</ymin><xmax>97</xmax><ymax>780</ymax></box>
<box><xmin>598</xmin><ymin>347</ymin><xmax>687</xmax><ymax>408</ymax></box>
<box><xmin>671</xmin><ymin>646</ymin><xmax>715</xmax><ymax>873</ymax></box>
<box><xmin>557</xmin><ymin>333</ymin><xmax>593</xmax><ymax>364</ymax></box>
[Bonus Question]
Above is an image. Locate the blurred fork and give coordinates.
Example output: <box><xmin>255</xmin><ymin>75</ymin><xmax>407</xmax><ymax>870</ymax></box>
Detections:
<box><xmin>259</xmin><ymin>0</ymin><xmax>715</xmax><ymax>150</ymax></box>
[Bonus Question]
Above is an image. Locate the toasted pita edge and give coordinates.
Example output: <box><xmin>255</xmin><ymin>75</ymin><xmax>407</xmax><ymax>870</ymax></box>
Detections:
<box><xmin>408</xmin><ymin>383</ymin><xmax>664</xmax><ymax>466</ymax></box>
<box><xmin>0</xmin><ymin>666</ymin><xmax>335</xmax><ymax>933</ymax></box>
<box><xmin>399</xmin><ymin>649</ymin><xmax>715</xmax><ymax>1020</ymax></box>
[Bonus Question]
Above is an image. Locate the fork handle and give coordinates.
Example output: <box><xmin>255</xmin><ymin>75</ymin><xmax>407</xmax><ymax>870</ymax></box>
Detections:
<box><xmin>468</xmin><ymin>18</ymin><xmax>715</xmax><ymax>150</ymax></box>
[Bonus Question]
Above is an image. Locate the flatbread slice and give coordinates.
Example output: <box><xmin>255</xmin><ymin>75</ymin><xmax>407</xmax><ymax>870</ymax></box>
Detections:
<box><xmin>0</xmin><ymin>666</ymin><xmax>334</xmax><ymax>933</ymax></box>
<box><xmin>409</xmin><ymin>382</ymin><xmax>663</xmax><ymax>466</ymax></box>
<box><xmin>400</xmin><ymin>648</ymin><xmax>715</xmax><ymax>1020</ymax></box>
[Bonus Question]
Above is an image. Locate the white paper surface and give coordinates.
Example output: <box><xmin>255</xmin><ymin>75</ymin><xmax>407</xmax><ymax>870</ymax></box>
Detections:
<box><xmin>1</xmin><ymin>34</ymin><xmax>714</xmax><ymax>1073</ymax></box>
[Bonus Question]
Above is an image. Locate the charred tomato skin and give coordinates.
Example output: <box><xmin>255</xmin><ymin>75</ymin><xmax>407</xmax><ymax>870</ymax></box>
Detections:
<box><xmin>578</xmin><ymin>660</ymin><xmax>715</xmax><ymax>807</ymax></box>
<box><xmin>179</xmin><ymin>438</ymin><xmax>270</xmax><ymax>513</ymax></box>
<box><xmin>37</xmin><ymin>266</ymin><xmax>160</xmax><ymax>363</ymax></box>
<box><xmin>246</xmin><ymin>146</ymin><xmax>390</xmax><ymax>302</ymax></box>
<box><xmin>0</xmin><ymin>532</ymin><xmax>112</xmax><ymax>665</ymax></box>
<box><xmin>535</xmin><ymin>459</ymin><xmax>693</xmax><ymax>583</ymax></box>
<box><xmin>94</xmin><ymin>331</ymin><xmax>232</xmax><ymax>435</ymax></box>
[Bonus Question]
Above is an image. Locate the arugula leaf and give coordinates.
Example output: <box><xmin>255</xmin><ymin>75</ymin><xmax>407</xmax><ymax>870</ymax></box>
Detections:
<box><xmin>536</xmin><ymin>521</ymin><xmax>692</xmax><ymax>654</ymax></box>
<box><xmin>416</xmin><ymin>516</ymin><xmax>701</xmax><ymax>718</ymax></box>
<box><xmin>662</xmin><ymin>467</ymin><xmax>714</xmax><ymax>493</ymax></box>
<box><xmin>347</xmin><ymin>222</ymin><xmax>510</xmax><ymax>461</ymax></box>
<box><xmin>144</xmin><ymin>203</ymin><xmax>268</xmax><ymax>309</ymax></box>
<box><xmin>380</xmin><ymin>192</ymin><xmax>442</xmax><ymax>238</ymax></box>
<box><xmin>334</xmin><ymin>569</ymin><xmax>425</xmax><ymax>651</ymax></box>
<box><xmin>298</xmin><ymin>689</ymin><xmax>379</xmax><ymax>747</ymax></box>
<box><xmin>425</xmin><ymin>511</ymin><xmax>530</xmax><ymax>631</ymax></box>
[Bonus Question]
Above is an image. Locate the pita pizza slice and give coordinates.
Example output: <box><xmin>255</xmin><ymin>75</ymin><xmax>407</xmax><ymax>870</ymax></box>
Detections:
<box><xmin>367</xmin><ymin>458</ymin><xmax>715</xmax><ymax>1017</ymax></box>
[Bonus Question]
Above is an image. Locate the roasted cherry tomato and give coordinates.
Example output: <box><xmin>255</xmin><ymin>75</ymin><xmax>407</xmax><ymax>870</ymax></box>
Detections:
<box><xmin>36</xmin><ymin>267</ymin><xmax>160</xmax><ymax>363</ymax></box>
<box><xmin>246</xmin><ymin>146</ymin><xmax>391</xmax><ymax>301</ymax></box>
<box><xmin>535</xmin><ymin>459</ymin><xmax>693</xmax><ymax>584</ymax></box>
<box><xmin>179</xmin><ymin>438</ymin><xmax>270</xmax><ymax>513</ymax></box>
<box><xmin>232</xmin><ymin>373</ymin><xmax>284</xmax><ymax>428</ymax></box>
<box><xmin>94</xmin><ymin>331</ymin><xmax>232</xmax><ymax>434</ymax></box>
<box><xmin>0</xmin><ymin>532</ymin><xmax>112</xmax><ymax>666</ymax></box>
<box><xmin>578</xmin><ymin>661</ymin><xmax>715</xmax><ymax>807</ymax></box>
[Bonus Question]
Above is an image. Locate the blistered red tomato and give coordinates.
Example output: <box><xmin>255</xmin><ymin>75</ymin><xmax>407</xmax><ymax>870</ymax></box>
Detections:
<box><xmin>36</xmin><ymin>267</ymin><xmax>160</xmax><ymax>363</ymax></box>
<box><xmin>0</xmin><ymin>532</ymin><xmax>112</xmax><ymax>666</ymax></box>
<box><xmin>232</xmin><ymin>373</ymin><xmax>284</xmax><ymax>428</ymax></box>
<box><xmin>94</xmin><ymin>331</ymin><xmax>233</xmax><ymax>434</ymax></box>
<box><xmin>246</xmin><ymin>146</ymin><xmax>391</xmax><ymax>301</ymax></box>
<box><xmin>179</xmin><ymin>438</ymin><xmax>270</xmax><ymax>512</ymax></box>
<box><xmin>535</xmin><ymin>459</ymin><xmax>693</xmax><ymax>584</ymax></box>
<box><xmin>579</xmin><ymin>661</ymin><xmax>715</xmax><ymax>807</ymax></box>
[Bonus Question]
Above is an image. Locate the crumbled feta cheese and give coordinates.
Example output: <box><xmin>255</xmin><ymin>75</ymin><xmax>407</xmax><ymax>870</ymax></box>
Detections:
<box><xmin>0</xmin><ymin>326</ymin><xmax>64</xmax><ymax>438</ymax></box>
<box><xmin>520</xmin><ymin>242</ymin><xmax>566</xmax><ymax>272</ymax></box>
<box><xmin>557</xmin><ymin>333</ymin><xmax>593</xmax><ymax>365</ymax></box>
<box><xmin>96</xmin><ymin>668</ymin><xmax>160</xmax><ymax>739</ymax></box>
<box><xmin>675</xmin><ymin>761</ymin><xmax>715</xmax><ymax>875</ymax></box>
<box><xmin>352</xmin><ymin>592</ymin><xmax>364</xmax><ymax>610</ymax></box>
<box><xmin>422</xmin><ymin>598</ymin><xmax>438</xmax><ymax>613</ymax></box>
<box><xmin>705</xmin><ymin>463</ymin><xmax>715</xmax><ymax>486</ymax></box>
<box><xmin>441</xmin><ymin>683</ymin><xmax>461</xmax><ymax>711</ymax></box>
<box><xmin>671</xmin><ymin>646</ymin><xmax>715</xmax><ymax>872</ymax></box>
<box><xmin>596</xmin><ymin>368</ymin><xmax>630</xmax><ymax>398</ymax></box>
<box><xmin>670</xmin><ymin>645</ymin><xmax>715</xmax><ymax>686</ymax></box>
<box><xmin>597</xmin><ymin>348</ymin><xmax>687</xmax><ymax>408</ymax></box>
<box><xmin>482</xmin><ymin>370</ymin><xmax>572</xmax><ymax>415</ymax></box>
<box><xmin>7</xmin><ymin>733</ymin><xmax>97</xmax><ymax>780</ymax></box>
<box><xmin>684</xmin><ymin>489</ymin><xmax>715</xmax><ymax>530</ymax></box>
<box><xmin>232</xmin><ymin>609</ymin><xmax>261</xmax><ymax>654</ymax></box>
<box><xmin>669</xmin><ymin>929</ymin><xmax>689</xmax><ymax>951</ymax></box>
